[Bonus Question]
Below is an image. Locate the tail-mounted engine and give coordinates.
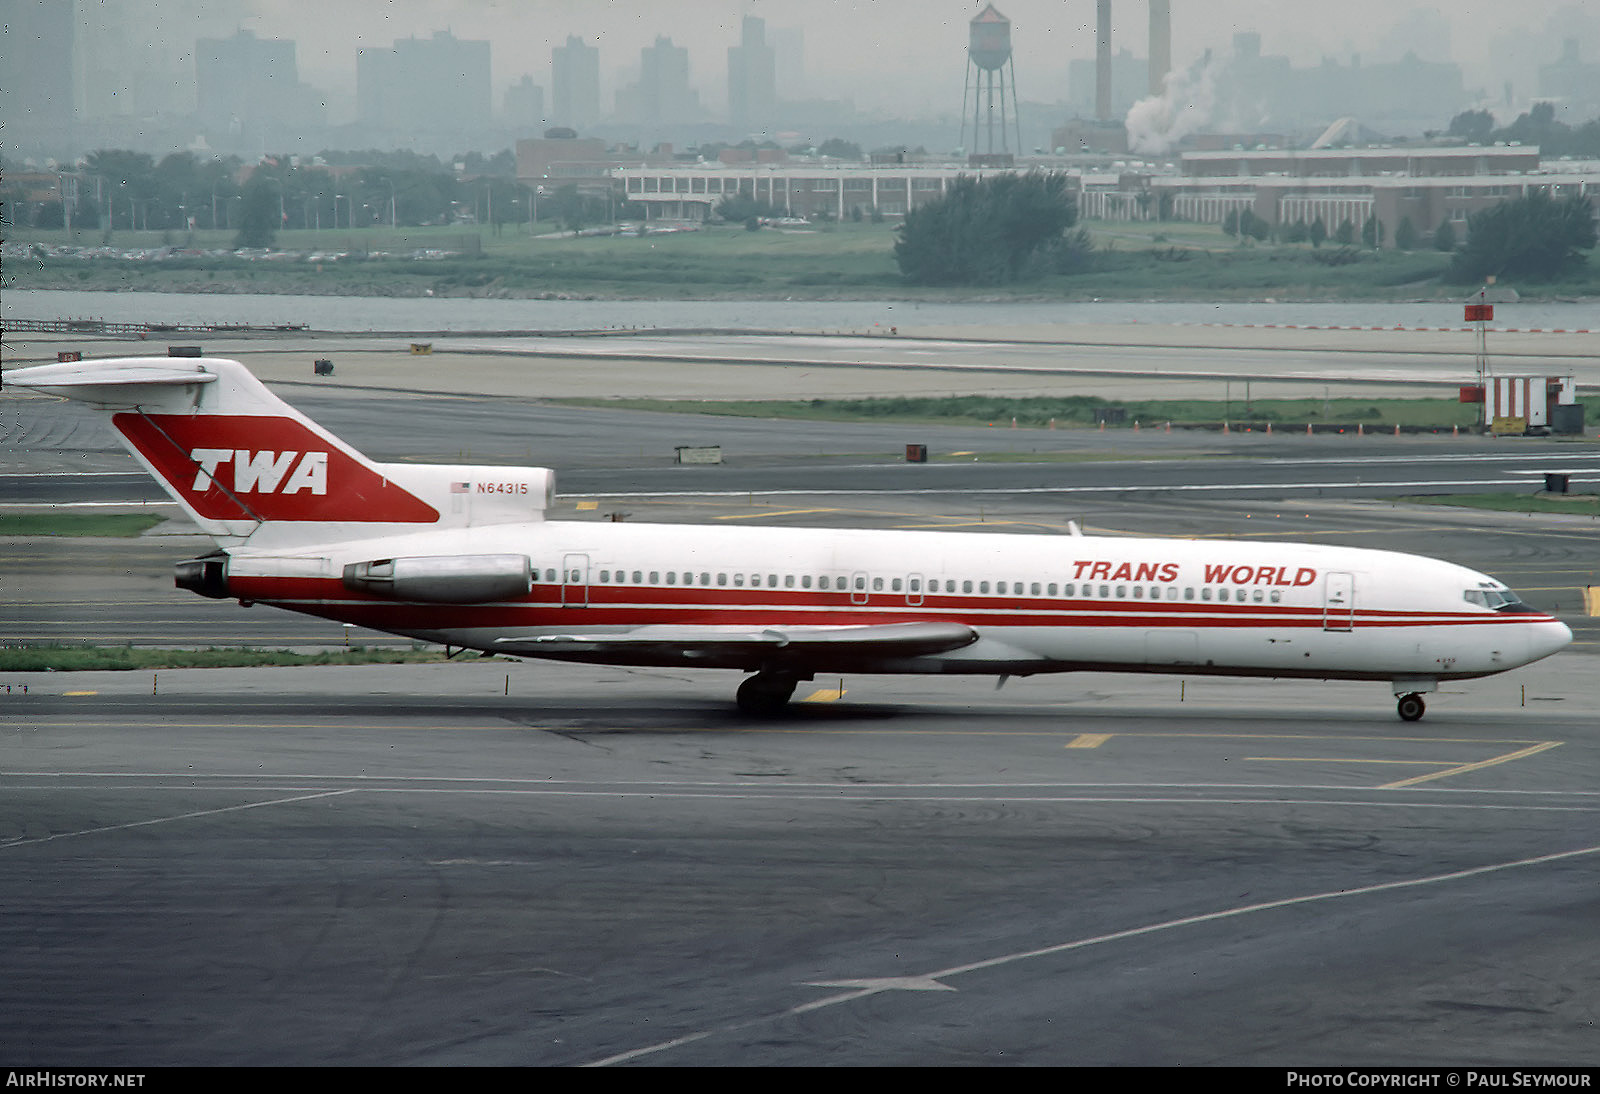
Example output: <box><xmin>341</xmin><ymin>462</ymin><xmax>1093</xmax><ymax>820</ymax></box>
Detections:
<box><xmin>342</xmin><ymin>554</ymin><xmax>532</xmax><ymax>604</ymax></box>
<box><xmin>175</xmin><ymin>553</ymin><xmax>230</xmax><ymax>599</ymax></box>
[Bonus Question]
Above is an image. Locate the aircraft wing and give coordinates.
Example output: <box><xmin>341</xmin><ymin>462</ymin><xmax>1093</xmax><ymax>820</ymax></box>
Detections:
<box><xmin>494</xmin><ymin>621</ymin><xmax>978</xmax><ymax>669</ymax></box>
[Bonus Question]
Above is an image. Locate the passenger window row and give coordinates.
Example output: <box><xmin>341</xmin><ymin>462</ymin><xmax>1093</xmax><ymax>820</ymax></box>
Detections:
<box><xmin>541</xmin><ymin>568</ymin><xmax>1285</xmax><ymax>604</ymax></box>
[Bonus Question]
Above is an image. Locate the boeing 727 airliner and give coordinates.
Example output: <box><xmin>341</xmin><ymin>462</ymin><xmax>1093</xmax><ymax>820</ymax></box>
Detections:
<box><xmin>11</xmin><ymin>357</ymin><xmax>1571</xmax><ymax>719</ymax></box>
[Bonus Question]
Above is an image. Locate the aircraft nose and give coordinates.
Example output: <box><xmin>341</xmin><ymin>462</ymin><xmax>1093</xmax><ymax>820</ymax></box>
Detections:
<box><xmin>1529</xmin><ymin>619</ymin><xmax>1573</xmax><ymax>662</ymax></box>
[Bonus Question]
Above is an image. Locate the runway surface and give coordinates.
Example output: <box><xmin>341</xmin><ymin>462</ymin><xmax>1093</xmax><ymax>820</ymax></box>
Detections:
<box><xmin>5</xmin><ymin>328</ymin><xmax>1599</xmax><ymax>1066</ymax></box>
<box><xmin>4</xmin><ymin>660</ymin><xmax>1598</xmax><ymax>1066</ymax></box>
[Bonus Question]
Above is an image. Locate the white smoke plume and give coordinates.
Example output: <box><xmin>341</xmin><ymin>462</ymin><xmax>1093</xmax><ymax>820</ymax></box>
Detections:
<box><xmin>1124</xmin><ymin>47</ymin><xmax>1233</xmax><ymax>156</ymax></box>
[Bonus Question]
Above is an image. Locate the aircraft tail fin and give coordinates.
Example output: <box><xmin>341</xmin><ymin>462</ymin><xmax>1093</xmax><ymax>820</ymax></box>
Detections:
<box><xmin>9</xmin><ymin>357</ymin><xmax>553</xmax><ymax>543</ymax></box>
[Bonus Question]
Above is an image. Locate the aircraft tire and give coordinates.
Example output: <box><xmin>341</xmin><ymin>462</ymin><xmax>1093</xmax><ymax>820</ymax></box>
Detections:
<box><xmin>736</xmin><ymin>673</ymin><xmax>797</xmax><ymax>715</ymax></box>
<box><xmin>1397</xmin><ymin>693</ymin><xmax>1426</xmax><ymax>722</ymax></box>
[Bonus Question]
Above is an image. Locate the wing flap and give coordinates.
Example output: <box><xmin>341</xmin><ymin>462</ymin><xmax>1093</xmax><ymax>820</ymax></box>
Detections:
<box><xmin>495</xmin><ymin>621</ymin><xmax>978</xmax><ymax>664</ymax></box>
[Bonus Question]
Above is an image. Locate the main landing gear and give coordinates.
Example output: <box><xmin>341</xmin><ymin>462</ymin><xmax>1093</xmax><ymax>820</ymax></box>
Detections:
<box><xmin>1396</xmin><ymin>693</ymin><xmax>1426</xmax><ymax>722</ymax></box>
<box><xmin>736</xmin><ymin>672</ymin><xmax>800</xmax><ymax>715</ymax></box>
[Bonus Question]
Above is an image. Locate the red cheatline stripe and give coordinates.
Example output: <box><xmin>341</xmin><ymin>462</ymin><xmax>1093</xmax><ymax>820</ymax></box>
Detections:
<box><xmin>227</xmin><ymin>575</ymin><xmax>1547</xmax><ymax>628</ymax></box>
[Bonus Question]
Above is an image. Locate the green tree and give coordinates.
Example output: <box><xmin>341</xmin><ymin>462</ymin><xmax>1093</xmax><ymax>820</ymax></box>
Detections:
<box><xmin>1334</xmin><ymin>218</ymin><xmax>1357</xmax><ymax>246</ymax></box>
<box><xmin>85</xmin><ymin>149</ymin><xmax>157</xmax><ymax>231</ymax></box>
<box><xmin>233</xmin><ymin>178</ymin><xmax>280</xmax><ymax>248</ymax></box>
<box><xmin>1433</xmin><ymin>220</ymin><xmax>1457</xmax><ymax>251</ymax></box>
<box><xmin>715</xmin><ymin>194</ymin><xmax>781</xmax><ymax>223</ymax></box>
<box><xmin>893</xmin><ymin>172</ymin><xmax>1077</xmax><ymax>286</ymax></box>
<box><xmin>1394</xmin><ymin>216</ymin><xmax>1419</xmax><ymax>251</ymax></box>
<box><xmin>1447</xmin><ymin>109</ymin><xmax>1495</xmax><ymax>144</ymax></box>
<box><xmin>1448</xmin><ymin>189</ymin><xmax>1597</xmax><ymax>283</ymax></box>
<box><xmin>1309</xmin><ymin>217</ymin><xmax>1327</xmax><ymax>249</ymax></box>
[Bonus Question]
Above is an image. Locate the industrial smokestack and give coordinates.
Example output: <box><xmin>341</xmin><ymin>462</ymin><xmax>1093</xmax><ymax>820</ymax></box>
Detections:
<box><xmin>1096</xmin><ymin>0</ymin><xmax>1111</xmax><ymax>122</ymax></box>
<box><xmin>1149</xmin><ymin>0</ymin><xmax>1171</xmax><ymax>96</ymax></box>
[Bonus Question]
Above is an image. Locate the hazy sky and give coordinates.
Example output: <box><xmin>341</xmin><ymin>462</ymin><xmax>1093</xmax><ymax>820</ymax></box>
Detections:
<box><xmin>104</xmin><ymin>1</ymin><xmax>1600</xmax><ymax>117</ymax></box>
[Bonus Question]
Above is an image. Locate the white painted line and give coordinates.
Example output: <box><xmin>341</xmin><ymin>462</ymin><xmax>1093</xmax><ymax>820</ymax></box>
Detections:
<box><xmin>0</xmin><ymin>789</ymin><xmax>356</xmax><ymax>849</ymax></box>
<box><xmin>572</xmin><ymin>478</ymin><xmax>1574</xmax><ymax>499</ymax></box>
<box><xmin>583</xmin><ymin>842</ymin><xmax>1600</xmax><ymax>1065</ymax></box>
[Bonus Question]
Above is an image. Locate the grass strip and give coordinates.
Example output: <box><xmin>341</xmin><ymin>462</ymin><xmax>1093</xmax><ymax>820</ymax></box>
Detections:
<box><xmin>559</xmin><ymin>394</ymin><xmax>1553</xmax><ymax>431</ymax></box>
<box><xmin>1402</xmin><ymin>493</ymin><xmax>1600</xmax><ymax>516</ymax></box>
<box><xmin>0</xmin><ymin>645</ymin><xmax>459</xmax><ymax>671</ymax></box>
<box><xmin>0</xmin><ymin>513</ymin><xmax>168</xmax><ymax>537</ymax></box>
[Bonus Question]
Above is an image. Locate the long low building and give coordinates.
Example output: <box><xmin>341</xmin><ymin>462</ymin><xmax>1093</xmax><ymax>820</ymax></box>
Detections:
<box><xmin>613</xmin><ymin>163</ymin><xmax>1020</xmax><ymax>221</ymax></box>
<box><xmin>579</xmin><ymin>144</ymin><xmax>1600</xmax><ymax>246</ymax></box>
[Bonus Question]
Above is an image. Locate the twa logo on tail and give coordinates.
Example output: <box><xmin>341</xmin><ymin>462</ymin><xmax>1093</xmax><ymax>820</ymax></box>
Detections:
<box><xmin>113</xmin><ymin>413</ymin><xmax>438</xmax><ymax>524</ymax></box>
<box><xmin>191</xmin><ymin>449</ymin><xmax>328</xmax><ymax>495</ymax></box>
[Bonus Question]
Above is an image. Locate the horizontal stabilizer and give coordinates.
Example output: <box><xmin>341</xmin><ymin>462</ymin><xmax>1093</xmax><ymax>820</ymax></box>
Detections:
<box><xmin>8</xmin><ymin>359</ymin><xmax>218</xmax><ymax>406</ymax></box>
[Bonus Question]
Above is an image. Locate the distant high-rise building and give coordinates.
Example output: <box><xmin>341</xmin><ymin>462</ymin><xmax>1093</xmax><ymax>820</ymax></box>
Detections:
<box><xmin>359</xmin><ymin>30</ymin><xmax>491</xmax><ymax>136</ymax></box>
<box><xmin>0</xmin><ymin>0</ymin><xmax>75</xmax><ymax>131</ymax></box>
<box><xmin>552</xmin><ymin>35</ymin><xmax>601</xmax><ymax>129</ymax></box>
<box><xmin>617</xmin><ymin>36</ymin><xmax>700</xmax><ymax>125</ymax></box>
<box><xmin>728</xmin><ymin>16</ymin><xmax>776</xmax><ymax>129</ymax></box>
<box><xmin>770</xmin><ymin>26</ymin><xmax>805</xmax><ymax>100</ymax></box>
<box><xmin>504</xmin><ymin>76</ymin><xmax>545</xmax><ymax>129</ymax></box>
<box><xmin>197</xmin><ymin>29</ymin><xmax>323</xmax><ymax>135</ymax></box>
<box><xmin>1540</xmin><ymin>39</ymin><xmax>1600</xmax><ymax>118</ymax></box>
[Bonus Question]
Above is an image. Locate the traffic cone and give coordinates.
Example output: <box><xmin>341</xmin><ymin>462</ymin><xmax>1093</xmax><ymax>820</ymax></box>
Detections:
<box><xmin>1358</xmin><ymin>422</ymin><xmax>1364</xmax><ymax>436</ymax></box>
<box><xmin>1394</xmin><ymin>423</ymin><xmax>1400</xmax><ymax>436</ymax></box>
<box><xmin>1266</xmin><ymin>421</ymin><xmax>1272</xmax><ymax>435</ymax></box>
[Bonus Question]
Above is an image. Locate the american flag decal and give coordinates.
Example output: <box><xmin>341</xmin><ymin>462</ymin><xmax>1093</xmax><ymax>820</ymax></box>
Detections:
<box><xmin>450</xmin><ymin>481</ymin><xmax>470</xmax><ymax>493</ymax></box>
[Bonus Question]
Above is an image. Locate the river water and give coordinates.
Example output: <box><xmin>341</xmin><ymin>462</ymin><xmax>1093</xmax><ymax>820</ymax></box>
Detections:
<box><xmin>5</xmin><ymin>288</ymin><xmax>1598</xmax><ymax>334</ymax></box>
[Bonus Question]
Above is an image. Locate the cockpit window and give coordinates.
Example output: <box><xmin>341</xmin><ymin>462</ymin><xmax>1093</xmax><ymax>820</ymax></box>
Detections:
<box><xmin>1464</xmin><ymin>587</ymin><xmax>1532</xmax><ymax>612</ymax></box>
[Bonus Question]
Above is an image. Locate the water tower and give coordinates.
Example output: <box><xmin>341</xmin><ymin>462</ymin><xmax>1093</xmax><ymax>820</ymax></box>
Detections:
<box><xmin>961</xmin><ymin>4</ymin><xmax>1021</xmax><ymax>159</ymax></box>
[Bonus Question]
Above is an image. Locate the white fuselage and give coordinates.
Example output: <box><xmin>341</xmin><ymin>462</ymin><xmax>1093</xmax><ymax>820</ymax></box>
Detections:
<box><xmin>225</xmin><ymin>519</ymin><xmax>1572</xmax><ymax>684</ymax></box>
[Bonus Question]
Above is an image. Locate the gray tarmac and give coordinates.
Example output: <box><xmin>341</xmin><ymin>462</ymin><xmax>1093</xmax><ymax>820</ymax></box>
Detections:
<box><xmin>4</xmin><ymin>657</ymin><xmax>1599</xmax><ymax>1066</ymax></box>
<box><xmin>4</xmin><ymin>325</ymin><xmax>1600</xmax><ymax>1066</ymax></box>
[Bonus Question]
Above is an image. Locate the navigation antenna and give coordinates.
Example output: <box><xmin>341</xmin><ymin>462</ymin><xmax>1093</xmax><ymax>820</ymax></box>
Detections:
<box><xmin>1466</xmin><ymin>288</ymin><xmax>1494</xmax><ymax>389</ymax></box>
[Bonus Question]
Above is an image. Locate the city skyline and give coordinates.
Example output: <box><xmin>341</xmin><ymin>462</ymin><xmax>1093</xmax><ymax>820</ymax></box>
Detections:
<box><xmin>4</xmin><ymin>0</ymin><xmax>1598</xmax><ymax>166</ymax></box>
<box><xmin>35</xmin><ymin>1</ymin><xmax>1600</xmax><ymax>122</ymax></box>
